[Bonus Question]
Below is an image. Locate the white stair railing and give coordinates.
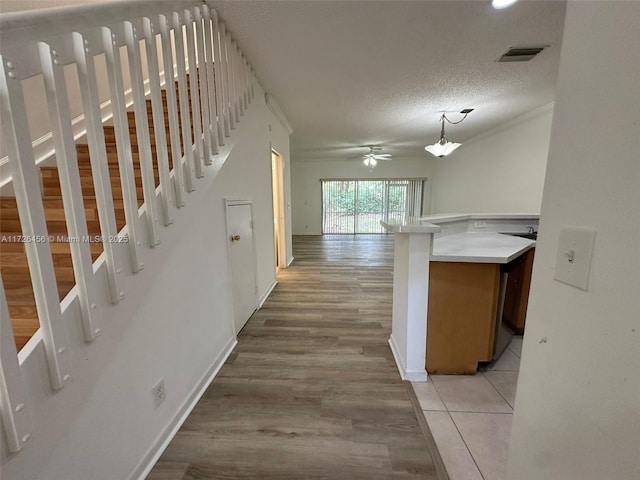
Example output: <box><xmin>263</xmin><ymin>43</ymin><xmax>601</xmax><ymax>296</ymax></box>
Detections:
<box><xmin>74</xmin><ymin>30</ymin><xmax>125</xmax><ymax>303</ymax></box>
<box><xmin>0</xmin><ymin>55</ymin><xmax>72</xmax><ymax>393</ymax></box>
<box><xmin>0</xmin><ymin>278</ymin><xmax>32</xmax><ymax>453</ymax></box>
<box><xmin>39</xmin><ymin>38</ymin><xmax>102</xmax><ymax>340</ymax></box>
<box><xmin>101</xmin><ymin>24</ymin><xmax>144</xmax><ymax>271</ymax></box>
<box><xmin>143</xmin><ymin>15</ymin><xmax>174</xmax><ymax>226</ymax></box>
<box><xmin>0</xmin><ymin>0</ymin><xmax>255</xmax><ymax>453</ymax></box>
<box><xmin>158</xmin><ymin>14</ymin><xmax>186</xmax><ymax>208</ymax></box>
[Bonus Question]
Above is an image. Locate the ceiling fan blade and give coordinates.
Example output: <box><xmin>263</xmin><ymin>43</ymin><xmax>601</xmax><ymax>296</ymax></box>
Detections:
<box><xmin>351</xmin><ymin>146</ymin><xmax>392</xmax><ymax>161</ymax></box>
<box><xmin>374</xmin><ymin>156</ymin><xmax>393</xmax><ymax>161</ymax></box>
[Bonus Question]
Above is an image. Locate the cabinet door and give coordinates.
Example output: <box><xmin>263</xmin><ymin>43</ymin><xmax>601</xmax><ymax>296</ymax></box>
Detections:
<box><xmin>502</xmin><ymin>248</ymin><xmax>535</xmax><ymax>333</ymax></box>
<box><xmin>427</xmin><ymin>262</ymin><xmax>501</xmax><ymax>374</ymax></box>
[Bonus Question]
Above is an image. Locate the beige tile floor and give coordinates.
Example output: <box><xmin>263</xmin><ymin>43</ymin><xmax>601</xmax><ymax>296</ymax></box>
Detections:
<box><xmin>414</xmin><ymin>336</ymin><xmax>523</xmax><ymax>480</ymax></box>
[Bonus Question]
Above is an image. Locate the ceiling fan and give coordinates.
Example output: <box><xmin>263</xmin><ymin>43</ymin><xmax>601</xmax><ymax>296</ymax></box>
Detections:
<box><xmin>359</xmin><ymin>146</ymin><xmax>392</xmax><ymax>167</ymax></box>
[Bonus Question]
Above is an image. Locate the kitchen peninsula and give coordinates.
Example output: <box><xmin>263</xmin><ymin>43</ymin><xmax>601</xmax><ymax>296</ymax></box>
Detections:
<box><xmin>381</xmin><ymin>214</ymin><xmax>537</xmax><ymax>379</ymax></box>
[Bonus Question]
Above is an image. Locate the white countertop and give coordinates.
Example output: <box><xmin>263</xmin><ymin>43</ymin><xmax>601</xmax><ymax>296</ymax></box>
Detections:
<box><xmin>419</xmin><ymin>213</ymin><xmax>540</xmax><ymax>224</ymax></box>
<box><xmin>381</xmin><ymin>215</ymin><xmax>537</xmax><ymax>263</ymax></box>
<box><xmin>432</xmin><ymin>232</ymin><xmax>535</xmax><ymax>264</ymax></box>
<box><xmin>380</xmin><ymin>218</ymin><xmax>441</xmax><ymax>234</ymax></box>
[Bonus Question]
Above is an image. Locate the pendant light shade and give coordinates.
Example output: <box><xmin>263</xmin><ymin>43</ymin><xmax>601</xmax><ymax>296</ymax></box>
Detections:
<box><xmin>425</xmin><ymin>110</ymin><xmax>472</xmax><ymax>158</ymax></box>
<box><xmin>424</xmin><ymin>139</ymin><xmax>461</xmax><ymax>158</ymax></box>
<box><xmin>492</xmin><ymin>0</ymin><xmax>519</xmax><ymax>10</ymax></box>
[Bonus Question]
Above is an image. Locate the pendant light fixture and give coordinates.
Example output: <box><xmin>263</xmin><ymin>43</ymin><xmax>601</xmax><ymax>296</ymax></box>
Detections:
<box><xmin>492</xmin><ymin>0</ymin><xmax>519</xmax><ymax>10</ymax></box>
<box><xmin>424</xmin><ymin>109</ymin><xmax>473</xmax><ymax>158</ymax></box>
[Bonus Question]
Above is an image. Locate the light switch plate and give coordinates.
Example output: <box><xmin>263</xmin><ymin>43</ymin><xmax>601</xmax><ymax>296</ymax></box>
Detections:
<box><xmin>554</xmin><ymin>226</ymin><xmax>596</xmax><ymax>291</ymax></box>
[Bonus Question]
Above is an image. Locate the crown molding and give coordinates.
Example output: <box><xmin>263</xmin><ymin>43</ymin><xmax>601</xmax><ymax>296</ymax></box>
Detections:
<box><xmin>265</xmin><ymin>92</ymin><xmax>293</xmax><ymax>135</ymax></box>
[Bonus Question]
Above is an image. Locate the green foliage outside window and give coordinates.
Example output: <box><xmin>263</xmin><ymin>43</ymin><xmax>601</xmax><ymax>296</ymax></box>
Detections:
<box><xmin>323</xmin><ymin>179</ymin><xmax>419</xmax><ymax>234</ymax></box>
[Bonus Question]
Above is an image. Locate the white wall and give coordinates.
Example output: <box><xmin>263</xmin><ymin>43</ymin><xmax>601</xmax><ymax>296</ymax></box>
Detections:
<box><xmin>291</xmin><ymin>158</ymin><xmax>435</xmax><ymax>235</ymax></box>
<box><xmin>430</xmin><ymin>105</ymin><xmax>553</xmax><ymax>215</ymax></box>
<box><xmin>211</xmin><ymin>98</ymin><xmax>291</xmax><ymax>298</ymax></box>
<box><xmin>507</xmin><ymin>2</ymin><xmax>640</xmax><ymax>480</ymax></box>
<box><xmin>0</xmin><ymin>83</ymin><xmax>292</xmax><ymax>480</ymax></box>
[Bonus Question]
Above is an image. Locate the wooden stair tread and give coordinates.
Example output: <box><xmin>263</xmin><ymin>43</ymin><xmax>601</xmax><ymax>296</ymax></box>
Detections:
<box><xmin>8</xmin><ymin>305</ymin><xmax>38</xmax><ymax>320</ymax></box>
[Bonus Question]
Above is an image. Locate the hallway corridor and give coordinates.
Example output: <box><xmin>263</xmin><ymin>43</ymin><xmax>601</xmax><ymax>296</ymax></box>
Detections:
<box><xmin>148</xmin><ymin>235</ymin><xmax>438</xmax><ymax>479</ymax></box>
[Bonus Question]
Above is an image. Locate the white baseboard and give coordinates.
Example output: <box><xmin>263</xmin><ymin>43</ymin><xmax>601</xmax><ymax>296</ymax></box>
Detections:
<box><xmin>389</xmin><ymin>335</ymin><xmax>407</xmax><ymax>379</ymax></box>
<box><xmin>287</xmin><ymin>256</ymin><xmax>294</xmax><ymax>267</ymax></box>
<box><xmin>405</xmin><ymin>369</ymin><xmax>428</xmax><ymax>382</ymax></box>
<box><xmin>130</xmin><ymin>335</ymin><xmax>238</xmax><ymax>480</ymax></box>
<box><xmin>258</xmin><ymin>280</ymin><xmax>278</xmax><ymax>308</ymax></box>
<box><xmin>388</xmin><ymin>335</ymin><xmax>428</xmax><ymax>382</ymax></box>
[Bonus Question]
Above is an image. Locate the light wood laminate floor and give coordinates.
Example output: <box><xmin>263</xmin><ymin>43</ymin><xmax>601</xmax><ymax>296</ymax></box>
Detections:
<box><xmin>148</xmin><ymin>235</ymin><xmax>438</xmax><ymax>480</ymax></box>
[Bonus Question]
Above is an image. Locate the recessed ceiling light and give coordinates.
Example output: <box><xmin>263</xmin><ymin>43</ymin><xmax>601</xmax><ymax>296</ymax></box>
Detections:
<box><xmin>492</xmin><ymin>0</ymin><xmax>519</xmax><ymax>10</ymax></box>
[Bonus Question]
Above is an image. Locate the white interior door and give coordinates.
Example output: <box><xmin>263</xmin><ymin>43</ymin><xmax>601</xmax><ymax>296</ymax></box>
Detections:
<box><xmin>226</xmin><ymin>201</ymin><xmax>258</xmax><ymax>334</ymax></box>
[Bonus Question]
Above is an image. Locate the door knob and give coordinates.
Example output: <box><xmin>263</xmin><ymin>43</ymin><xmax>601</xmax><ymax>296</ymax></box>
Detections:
<box><xmin>231</xmin><ymin>234</ymin><xmax>241</xmax><ymax>242</ymax></box>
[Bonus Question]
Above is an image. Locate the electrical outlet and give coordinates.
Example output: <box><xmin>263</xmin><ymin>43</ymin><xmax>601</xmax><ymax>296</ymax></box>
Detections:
<box><xmin>152</xmin><ymin>378</ymin><xmax>166</xmax><ymax>407</ymax></box>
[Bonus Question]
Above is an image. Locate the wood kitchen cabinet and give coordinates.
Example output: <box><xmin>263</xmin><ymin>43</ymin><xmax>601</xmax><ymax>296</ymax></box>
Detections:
<box><xmin>425</xmin><ymin>248</ymin><xmax>535</xmax><ymax>374</ymax></box>
<box><xmin>426</xmin><ymin>262</ymin><xmax>501</xmax><ymax>374</ymax></box>
<box><xmin>502</xmin><ymin>248</ymin><xmax>535</xmax><ymax>333</ymax></box>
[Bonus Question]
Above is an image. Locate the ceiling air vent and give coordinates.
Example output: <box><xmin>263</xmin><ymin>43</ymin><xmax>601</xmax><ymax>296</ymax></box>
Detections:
<box><xmin>498</xmin><ymin>46</ymin><xmax>546</xmax><ymax>62</ymax></box>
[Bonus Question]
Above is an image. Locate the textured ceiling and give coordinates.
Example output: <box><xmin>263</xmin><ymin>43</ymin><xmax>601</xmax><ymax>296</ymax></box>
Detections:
<box><xmin>1</xmin><ymin>0</ymin><xmax>567</xmax><ymax>163</ymax></box>
<box><xmin>212</xmin><ymin>0</ymin><xmax>566</xmax><ymax>162</ymax></box>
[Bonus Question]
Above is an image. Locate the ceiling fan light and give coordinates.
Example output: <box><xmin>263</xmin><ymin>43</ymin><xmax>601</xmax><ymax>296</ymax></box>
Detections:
<box><xmin>425</xmin><ymin>140</ymin><xmax>461</xmax><ymax>158</ymax></box>
<box><xmin>363</xmin><ymin>158</ymin><xmax>377</xmax><ymax>167</ymax></box>
<box><xmin>492</xmin><ymin>0</ymin><xmax>518</xmax><ymax>10</ymax></box>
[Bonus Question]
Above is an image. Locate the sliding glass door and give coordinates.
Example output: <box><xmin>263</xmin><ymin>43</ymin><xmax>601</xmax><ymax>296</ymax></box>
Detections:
<box><xmin>322</xmin><ymin>179</ymin><xmax>424</xmax><ymax>234</ymax></box>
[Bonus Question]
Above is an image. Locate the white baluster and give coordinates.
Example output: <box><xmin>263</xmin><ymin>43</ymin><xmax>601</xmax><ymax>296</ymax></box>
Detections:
<box><xmin>0</xmin><ymin>279</ymin><xmax>32</xmax><ymax>453</ymax></box>
<box><xmin>193</xmin><ymin>6</ymin><xmax>215</xmax><ymax>164</ymax></box>
<box><xmin>231</xmin><ymin>40</ymin><xmax>244</xmax><ymax>118</ymax></box>
<box><xmin>244</xmin><ymin>57</ymin><xmax>252</xmax><ymax>106</ymax></box>
<box><xmin>202</xmin><ymin>5</ymin><xmax>220</xmax><ymax>154</ymax></box>
<box><xmin>239</xmin><ymin>51</ymin><xmax>245</xmax><ymax>113</ymax></box>
<box><xmin>211</xmin><ymin>10</ymin><xmax>229</xmax><ymax>141</ymax></box>
<box><xmin>220</xmin><ymin>22</ymin><xmax>235</xmax><ymax>130</ymax></box>
<box><xmin>73</xmin><ymin>33</ymin><xmax>125</xmax><ymax>304</ymax></box>
<box><xmin>238</xmin><ymin>51</ymin><xmax>246</xmax><ymax>112</ymax></box>
<box><xmin>233</xmin><ymin>41</ymin><xmax>244</xmax><ymax>118</ymax></box>
<box><xmin>0</xmin><ymin>56</ymin><xmax>71</xmax><ymax>390</ymax></box>
<box><xmin>226</xmin><ymin>31</ymin><xmax>239</xmax><ymax>125</ymax></box>
<box><xmin>124</xmin><ymin>20</ymin><xmax>161</xmax><ymax>246</ymax></box>
<box><xmin>250</xmin><ymin>66</ymin><xmax>256</xmax><ymax>101</ymax></box>
<box><xmin>38</xmin><ymin>39</ymin><xmax>100</xmax><ymax>341</ymax></box>
<box><xmin>101</xmin><ymin>26</ymin><xmax>143</xmax><ymax>272</ymax></box>
<box><xmin>143</xmin><ymin>17</ymin><xmax>174</xmax><ymax>226</ymax></box>
<box><xmin>158</xmin><ymin>14</ymin><xmax>186</xmax><ymax>208</ymax></box>
<box><xmin>184</xmin><ymin>9</ymin><xmax>205</xmax><ymax>178</ymax></box>
<box><xmin>171</xmin><ymin>12</ymin><xmax>196</xmax><ymax>192</ymax></box>
<box><xmin>241</xmin><ymin>56</ymin><xmax>249</xmax><ymax>109</ymax></box>
<box><xmin>239</xmin><ymin>50</ymin><xmax>245</xmax><ymax>113</ymax></box>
